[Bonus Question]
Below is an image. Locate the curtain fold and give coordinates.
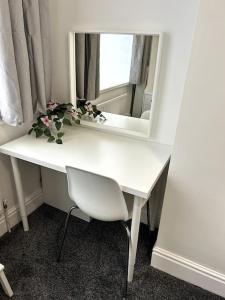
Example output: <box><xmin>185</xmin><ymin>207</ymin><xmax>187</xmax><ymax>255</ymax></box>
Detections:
<box><xmin>0</xmin><ymin>0</ymin><xmax>51</xmax><ymax>126</ymax></box>
<box><xmin>75</xmin><ymin>33</ymin><xmax>100</xmax><ymax>101</ymax></box>
<box><xmin>129</xmin><ymin>35</ymin><xmax>152</xmax><ymax>117</ymax></box>
<box><xmin>130</xmin><ymin>35</ymin><xmax>152</xmax><ymax>85</ymax></box>
<box><xmin>131</xmin><ymin>84</ymin><xmax>146</xmax><ymax>118</ymax></box>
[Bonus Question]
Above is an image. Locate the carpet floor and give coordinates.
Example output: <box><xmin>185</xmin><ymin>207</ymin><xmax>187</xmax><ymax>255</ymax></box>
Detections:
<box><xmin>0</xmin><ymin>204</ymin><xmax>223</xmax><ymax>299</ymax></box>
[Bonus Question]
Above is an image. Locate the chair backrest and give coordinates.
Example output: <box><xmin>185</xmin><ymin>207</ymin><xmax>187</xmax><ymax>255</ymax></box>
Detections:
<box><xmin>66</xmin><ymin>166</ymin><xmax>129</xmax><ymax>222</ymax></box>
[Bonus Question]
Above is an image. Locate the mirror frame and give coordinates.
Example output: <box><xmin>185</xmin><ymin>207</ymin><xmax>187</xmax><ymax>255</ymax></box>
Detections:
<box><xmin>69</xmin><ymin>30</ymin><xmax>163</xmax><ymax>140</ymax></box>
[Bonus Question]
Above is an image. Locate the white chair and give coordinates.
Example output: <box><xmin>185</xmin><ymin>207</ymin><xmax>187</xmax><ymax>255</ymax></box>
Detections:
<box><xmin>57</xmin><ymin>167</ymin><xmax>133</xmax><ymax>298</ymax></box>
<box><xmin>0</xmin><ymin>264</ymin><xmax>13</xmax><ymax>298</ymax></box>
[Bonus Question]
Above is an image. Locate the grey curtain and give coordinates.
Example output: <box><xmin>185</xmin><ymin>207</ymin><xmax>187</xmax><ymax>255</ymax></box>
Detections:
<box><xmin>75</xmin><ymin>33</ymin><xmax>100</xmax><ymax>101</ymax></box>
<box><xmin>0</xmin><ymin>0</ymin><xmax>51</xmax><ymax>126</ymax></box>
<box><xmin>130</xmin><ymin>35</ymin><xmax>152</xmax><ymax>85</ymax></box>
<box><xmin>131</xmin><ymin>84</ymin><xmax>146</xmax><ymax>118</ymax></box>
<box><xmin>130</xmin><ymin>35</ymin><xmax>152</xmax><ymax>117</ymax></box>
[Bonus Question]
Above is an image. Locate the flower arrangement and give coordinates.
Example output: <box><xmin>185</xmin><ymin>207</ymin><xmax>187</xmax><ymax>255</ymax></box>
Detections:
<box><xmin>28</xmin><ymin>100</ymin><xmax>106</xmax><ymax>144</ymax></box>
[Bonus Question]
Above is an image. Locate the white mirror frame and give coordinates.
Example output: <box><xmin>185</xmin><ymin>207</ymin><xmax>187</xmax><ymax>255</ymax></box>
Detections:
<box><xmin>69</xmin><ymin>30</ymin><xmax>163</xmax><ymax>140</ymax></box>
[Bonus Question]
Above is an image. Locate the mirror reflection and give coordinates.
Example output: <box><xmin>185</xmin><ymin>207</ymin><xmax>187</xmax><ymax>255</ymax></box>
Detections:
<box><xmin>74</xmin><ymin>32</ymin><xmax>160</xmax><ymax>124</ymax></box>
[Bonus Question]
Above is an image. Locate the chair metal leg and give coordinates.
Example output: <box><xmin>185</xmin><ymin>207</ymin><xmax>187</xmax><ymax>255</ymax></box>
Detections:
<box><xmin>57</xmin><ymin>205</ymin><xmax>78</xmax><ymax>262</ymax></box>
<box><xmin>121</xmin><ymin>221</ymin><xmax>131</xmax><ymax>299</ymax></box>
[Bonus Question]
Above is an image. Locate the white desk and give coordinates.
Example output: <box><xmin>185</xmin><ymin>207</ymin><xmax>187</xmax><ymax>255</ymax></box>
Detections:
<box><xmin>0</xmin><ymin>126</ymin><xmax>171</xmax><ymax>282</ymax></box>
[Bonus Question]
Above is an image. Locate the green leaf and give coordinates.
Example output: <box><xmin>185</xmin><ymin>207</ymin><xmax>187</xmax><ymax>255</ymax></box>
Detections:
<box><xmin>35</xmin><ymin>128</ymin><xmax>43</xmax><ymax>138</ymax></box>
<box><xmin>37</xmin><ymin>115</ymin><xmax>44</xmax><ymax>122</ymax></box>
<box><xmin>39</xmin><ymin>123</ymin><xmax>46</xmax><ymax>128</ymax></box>
<box><xmin>37</xmin><ymin>118</ymin><xmax>45</xmax><ymax>127</ymax></box>
<box><xmin>32</xmin><ymin>123</ymin><xmax>37</xmax><ymax>128</ymax></box>
<box><xmin>44</xmin><ymin>128</ymin><xmax>51</xmax><ymax>137</ymax></box>
<box><xmin>55</xmin><ymin>122</ymin><xmax>62</xmax><ymax>131</ymax></box>
<box><xmin>92</xmin><ymin>105</ymin><xmax>98</xmax><ymax>112</ymax></box>
<box><xmin>56</xmin><ymin>138</ymin><xmax>63</xmax><ymax>144</ymax></box>
<box><xmin>47</xmin><ymin>136</ymin><xmax>55</xmax><ymax>143</ymax></box>
<box><xmin>63</xmin><ymin>118</ymin><xmax>72</xmax><ymax>126</ymax></box>
<box><xmin>57</xmin><ymin>132</ymin><xmax>64</xmax><ymax>138</ymax></box>
<box><xmin>56</xmin><ymin>104</ymin><xmax>68</xmax><ymax>112</ymax></box>
<box><xmin>57</xmin><ymin>111</ymin><xmax>64</xmax><ymax>119</ymax></box>
<box><xmin>79</xmin><ymin>106</ymin><xmax>86</xmax><ymax>114</ymax></box>
<box><xmin>75</xmin><ymin>119</ymin><xmax>80</xmax><ymax>125</ymax></box>
<box><xmin>28</xmin><ymin>128</ymin><xmax>33</xmax><ymax>135</ymax></box>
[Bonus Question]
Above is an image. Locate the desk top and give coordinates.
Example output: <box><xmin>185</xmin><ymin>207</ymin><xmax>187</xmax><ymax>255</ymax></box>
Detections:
<box><xmin>0</xmin><ymin>126</ymin><xmax>171</xmax><ymax>198</ymax></box>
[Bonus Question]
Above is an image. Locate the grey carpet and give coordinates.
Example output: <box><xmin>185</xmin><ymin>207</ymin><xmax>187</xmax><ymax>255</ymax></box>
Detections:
<box><xmin>0</xmin><ymin>204</ymin><xmax>223</xmax><ymax>300</ymax></box>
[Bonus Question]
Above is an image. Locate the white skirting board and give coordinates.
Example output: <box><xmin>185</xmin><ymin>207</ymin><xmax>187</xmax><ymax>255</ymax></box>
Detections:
<box><xmin>151</xmin><ymin>247</ymin><xmax>225</xmax><ymax>298</ymax></box>
<box><xmin>0</xmin><ymin>188</ymin><xmax>43</xmax><ymax>237</ymax></box>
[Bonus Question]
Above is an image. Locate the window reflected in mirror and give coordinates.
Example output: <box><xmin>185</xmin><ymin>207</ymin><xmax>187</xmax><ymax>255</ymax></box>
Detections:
<box><xmin>100</xmin><ymin>34</ymin><xmax>133</xmax><ymax>91</ymax></box>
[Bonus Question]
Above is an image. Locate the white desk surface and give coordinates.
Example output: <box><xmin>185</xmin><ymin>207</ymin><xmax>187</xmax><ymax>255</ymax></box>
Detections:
<box><xmin>0</xmin><ymin>126</ymin><xmax>171</xmax><ymax>199</ymax></box>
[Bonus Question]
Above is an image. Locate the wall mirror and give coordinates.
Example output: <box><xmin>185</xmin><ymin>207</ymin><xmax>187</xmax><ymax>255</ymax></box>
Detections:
<box><xmin>69</xmin><ymin>31</ymin><xmax>162</xmax><ymax>138</ymax></box>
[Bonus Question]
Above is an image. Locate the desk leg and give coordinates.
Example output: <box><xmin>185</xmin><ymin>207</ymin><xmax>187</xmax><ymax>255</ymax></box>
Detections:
<box><xmin>128</xmin><ymin>196</ymin><xmax>144</xmax><ymax>282</ymax></box>
<box><xmin>10</xmin><ymin>157</ymin><xmax>29</xmax><ymax>231</ymax></box>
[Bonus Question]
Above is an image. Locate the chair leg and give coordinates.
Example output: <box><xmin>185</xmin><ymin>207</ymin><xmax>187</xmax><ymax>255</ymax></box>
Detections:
<box><xmin>121</xmin><ymin>221</ymin><xmax>131</xmax><ymax>299</ymax></box>
<box><xmin>57</xmin><ymin>205</ymin><xmax>78</xmax><ymax>262</ymax></box>
<box><xmin>0</xmin><ymin>270</ymin><xmax>13</xmax><ymax>297</ymax></box>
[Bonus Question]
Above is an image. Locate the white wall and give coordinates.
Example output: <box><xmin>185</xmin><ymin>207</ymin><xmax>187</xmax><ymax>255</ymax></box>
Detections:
<box><xmin>1</xmin><ymin>0</ymin><xmax>199</xmax><ymax>228</ymax></box>
<box><xmin>152</xmin><ymin>0</ymin><xmax>225</xmax><ymax>296</ymax></box>
<box><xmin>49</xmin><ymin>0</ymin><xmax>200</xmax><ymax>145</ymax></box>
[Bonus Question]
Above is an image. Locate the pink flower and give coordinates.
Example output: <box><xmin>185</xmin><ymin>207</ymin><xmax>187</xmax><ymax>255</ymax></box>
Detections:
<box><xmin>47</xmin><ymin>100</ymin><xmax>58</xmax><ymax>111</ymax></box>
<box><xmin>48</xmin><ymin>100</ymin><xmax>56</xmax><ymax>105</ymax></box>
<box><xmin>41</xmin><ymin>116</ymin><xmax>51</xmax><ymax>127</ymax></box>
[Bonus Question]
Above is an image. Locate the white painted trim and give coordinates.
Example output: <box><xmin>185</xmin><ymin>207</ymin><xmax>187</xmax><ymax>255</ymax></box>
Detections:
<box><xmin>151</xmin><ymin>247</ymin><xmax>225</xmax><ymax>298</ymax></box>
<box><xmin>100</xmin><ymin>83</ymin><xmax>129</xmax><ymax>94</ymax></box>
<box><xmin>69</xmin><ymin>32</ymin><xmax>76</xmax><ymax>107</ymax></box>
<box><xmin>68</xmin><ymin>27</ymin><xmax>162</xmax><ymax>37</ymax></box>
<box><xmin>147</xmin><ymin>34</ymin><xmax>163</xmax><ymax>137</ymax></box>
<box><xmin>0</xmin><ymin>188</ymin><xmax>43</xmax><ymax>237</ymax></box>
